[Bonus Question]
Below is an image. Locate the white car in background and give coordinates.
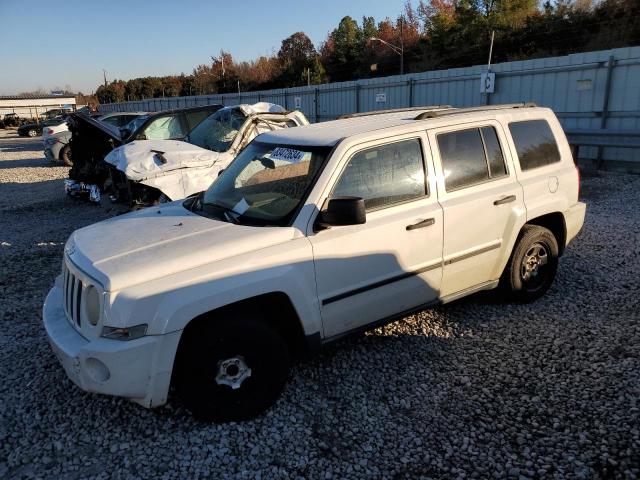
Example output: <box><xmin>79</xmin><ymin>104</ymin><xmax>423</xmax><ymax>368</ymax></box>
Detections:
<box><xmin>104</xmin><ymin>103</ymin><xmax>309</xmax><ymax>205</ymax></box>
<box><xmin>42</xmin><ymin>118</ymin><xmax>70</xmax><ymax>140</ymax></box>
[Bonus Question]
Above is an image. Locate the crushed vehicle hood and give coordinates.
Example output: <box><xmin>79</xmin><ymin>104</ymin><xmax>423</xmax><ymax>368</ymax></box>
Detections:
<box><xmin>104</xmin><ymin>139</ymin><xmax>220</xmax><ymax>181</ymax></box>
<box><xmin>66</xmin><ymin>202</ymin><xmax>296</xmax><ymax>291</ymax></box>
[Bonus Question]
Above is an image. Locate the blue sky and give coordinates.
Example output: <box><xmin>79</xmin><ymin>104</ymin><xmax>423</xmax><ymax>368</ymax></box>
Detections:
<box><xmin>0</xmin><ymin>0</ymin><xmax>408</xmax><ymax>95</ymax></box>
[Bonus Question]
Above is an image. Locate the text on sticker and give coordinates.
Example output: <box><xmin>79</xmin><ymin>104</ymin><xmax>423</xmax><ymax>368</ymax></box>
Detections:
<box><xmin>270</xmin><ymin>147</ymin><xmax>305</xmax><ymax>163</ymax></box>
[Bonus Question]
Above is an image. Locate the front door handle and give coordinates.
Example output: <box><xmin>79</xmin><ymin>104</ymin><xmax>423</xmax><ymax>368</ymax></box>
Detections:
<box><xmin>494</xmin><ymin>195</ymin><xmax>516</xmax><ymax>205</ymax></box>
<box><xmin>406</xmin><ymin>218</ymin><xmax>435</xmax><ymax>230</ymax></box>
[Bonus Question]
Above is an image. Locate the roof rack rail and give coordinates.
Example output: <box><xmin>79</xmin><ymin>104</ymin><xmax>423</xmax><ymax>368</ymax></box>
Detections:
<box><xmin>413</xmin><ymin>102</ymin><xmax>538</xmax><ymax>120</ymax></box>
<box><xmin>338</xmin><ymin>105</ymin><xmax>452</xmax><ymax>120</ymax></box>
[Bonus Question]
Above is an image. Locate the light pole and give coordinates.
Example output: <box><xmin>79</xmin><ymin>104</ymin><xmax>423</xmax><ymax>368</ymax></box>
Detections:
<box><xmin>369</xmin><ymin>18</ymin><xmax>404</xmax><ymax>75</ymax></box>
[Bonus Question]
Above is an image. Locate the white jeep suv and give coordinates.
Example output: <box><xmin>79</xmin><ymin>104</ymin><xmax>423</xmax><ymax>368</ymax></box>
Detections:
<box><xmin>43</xmin><ymin>103</ymin><xmax>586</xmax><ymax>422</ymax></box>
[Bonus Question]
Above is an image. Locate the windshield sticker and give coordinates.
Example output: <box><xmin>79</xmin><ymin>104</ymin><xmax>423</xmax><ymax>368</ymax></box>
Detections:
<box><xmin>270</xmin><ymin>147</ymin><xmax>305</xmax><ymax>163</ymax></box>
<box><xmin>233</xmin><ymin>197</ymin><xmax>250</xmax><ymax>215</ymax></box>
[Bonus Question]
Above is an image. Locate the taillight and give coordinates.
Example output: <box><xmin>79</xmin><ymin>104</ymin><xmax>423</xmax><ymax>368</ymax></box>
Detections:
<box><xmin>46</xmin><ymin>129</ymin><xmax>54</xmax><ymax>135</ymax></box>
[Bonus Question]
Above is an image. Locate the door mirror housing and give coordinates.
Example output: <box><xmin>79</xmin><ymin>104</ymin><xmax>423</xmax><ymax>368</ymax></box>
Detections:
<box><xmin>319</xmin><ymin>196</ymin><xmax>366</xmax><ymax>227</ymax></box>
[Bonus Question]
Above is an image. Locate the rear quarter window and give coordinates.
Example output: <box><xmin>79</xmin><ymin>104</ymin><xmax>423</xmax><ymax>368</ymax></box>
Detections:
<box><xmin>508</xmin><ymin>119</ymin><xmax>561</xmax><ymax>171</ymax></box>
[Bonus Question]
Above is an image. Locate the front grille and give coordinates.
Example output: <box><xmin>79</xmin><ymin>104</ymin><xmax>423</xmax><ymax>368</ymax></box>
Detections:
<box><xmin>62</xmin><ymin>262</ymin><xmax>82</xmax><ymax>327</ymax></box>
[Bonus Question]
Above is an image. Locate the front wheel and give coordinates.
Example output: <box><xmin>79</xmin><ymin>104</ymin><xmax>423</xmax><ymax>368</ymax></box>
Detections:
<box><xmin>501</xmin><ymin>225</ymin><xmax>559</xmax><ymax>302</ymax></box>
<box><xmin>28</xmin><ymin>129</ymin><xmax>37</xmax><ymax>137</ymax></box>
<box><xmin>174</xmin><ymin>317</ymin><xmax>290</xmax><ymax>422</ymax></box>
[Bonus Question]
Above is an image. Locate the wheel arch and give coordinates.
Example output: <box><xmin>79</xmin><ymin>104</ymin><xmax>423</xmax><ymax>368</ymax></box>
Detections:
<box><xmin>525</xmin><ymin>211</ymin><xmax>567</xmax><ymax>256</ymax></box>
<box><xmin>176</xmin><ymin>291</ymin><xmax>317</xmax><ymax>366</ymax></box>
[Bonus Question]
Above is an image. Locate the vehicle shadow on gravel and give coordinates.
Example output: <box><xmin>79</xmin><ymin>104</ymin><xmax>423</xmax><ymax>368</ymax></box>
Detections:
<box><xmin>0</xmin><ymin>157</ymin><xmax>54</xmax><ymax>168</ymax></box>
<box><xmin>0</xmin><ymin>179</ymin><xmax>67</xmax><ymax>209</ymax></box>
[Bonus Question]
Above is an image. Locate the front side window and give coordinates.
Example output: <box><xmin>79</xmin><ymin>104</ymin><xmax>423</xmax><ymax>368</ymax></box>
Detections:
<box><xmin>332</xmin><ymin>139</ymin><xmax>426</xmax><ymax>210</ymax></box>
<box><xmin>199</xmin><ymin>141</ymin><xmax>329</xmax><ymax>226</ymax></box>
<box><xmin>142</xmin><ymin>115</ymin><xmax>185</xmax><ymax>140</ymax></box>
<box><xmin>186</xmin><ymin>107</ymin><xmax>247</xmax><ymax>152</ymax></box>
<box><xmin>508</xmin><ymin>119</ymin><xmax>561</xmax><ymax>171</ymax></box>
<box><xmin>437</xmin><ymin>126</ymin><xmax>508</xmax><ymax>191</ymax></box>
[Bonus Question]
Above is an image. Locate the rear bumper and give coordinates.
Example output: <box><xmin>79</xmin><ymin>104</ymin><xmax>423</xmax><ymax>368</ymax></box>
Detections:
<box><xmin>44</xmin><ymin>143</ymin><xmax>63</xmax><ymax>161</ymax></box>
<box><xmin>44</xmin><ymin>147</ymin><xmax>56</xmax><ymax>161</ymax></box>
<box><xmin>43</xmin><ymin>282</ymin><xmax>181</xmax><ymax>408</ymax></box>
<box><xmin>565</xmin><ymin>201</ymin><xmax>586</xmax><ymax>245</ymax></box>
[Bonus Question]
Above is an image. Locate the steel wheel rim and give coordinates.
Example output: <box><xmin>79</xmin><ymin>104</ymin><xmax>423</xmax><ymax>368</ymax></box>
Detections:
<box><xmin>214</xmin><ymin>355</ymin><xmax>252</xmax><ymax>390</ymax></box>
<box><xmin>520</xmin><ymin>242</ymin><xmax>549</xmax><ymax>288</ymax></box>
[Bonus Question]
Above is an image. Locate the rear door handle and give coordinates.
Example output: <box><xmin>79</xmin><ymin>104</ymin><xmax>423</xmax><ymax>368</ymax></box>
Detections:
<box><xmin>406</xmin><ymin>218</ymin><xmax>435</xmax><ymax>230</ymax></box>
<box><xmin>493</xmin><ymin>195</ymin><xmax>516</xmax><ymax>205</ymax></box>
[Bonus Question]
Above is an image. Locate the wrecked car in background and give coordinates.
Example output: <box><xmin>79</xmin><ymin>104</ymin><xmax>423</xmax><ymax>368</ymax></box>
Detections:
<box><xmin>64</xmin><ymin>104</ymin><xmax>223</xmax><ymax>203</ymax></box>
<box><xmin>103</xmin><ymin>102</ymin><xmax>309</xmax><ymax>206</ymax></box>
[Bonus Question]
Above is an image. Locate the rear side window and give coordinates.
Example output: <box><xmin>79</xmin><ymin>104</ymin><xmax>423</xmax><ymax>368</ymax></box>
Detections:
<box><xmin>509</xmin><ymin>120</ymin><xmax>561</xmax><ymax>171</ymax></box>
<box><xmin>437</xmin><ymin>126</ymin><xmax>508</xmax><ymax>191</ymax></box>
<box><xmin>332</xmin><ymin>139</ymin><xmax>426</xmax><ymax>210</ymax></box>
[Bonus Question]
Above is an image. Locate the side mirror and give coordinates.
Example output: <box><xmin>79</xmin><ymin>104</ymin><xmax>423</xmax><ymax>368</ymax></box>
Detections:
<box><xmin>319</xmin><ymin>196</ymin><xmax>366</xmax><ymax>227</ymax></box>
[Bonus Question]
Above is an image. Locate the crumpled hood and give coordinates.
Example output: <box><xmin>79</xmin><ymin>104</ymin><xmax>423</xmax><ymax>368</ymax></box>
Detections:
<box><xmin>104</xmin><ymin>139</ymin><xmax>220</xmax><ymax>182</ymax></box>
<box><xmin>66</xmin><ymin>202</ymin><xmax>295</xmax><ymax>291</ymax></box>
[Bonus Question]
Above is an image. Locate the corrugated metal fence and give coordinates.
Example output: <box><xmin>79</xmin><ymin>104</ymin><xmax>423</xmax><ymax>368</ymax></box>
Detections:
<box><xmin>101</xmin><ymin>46</ymin><xmax>640</xmax><ymax>167</ymax></box>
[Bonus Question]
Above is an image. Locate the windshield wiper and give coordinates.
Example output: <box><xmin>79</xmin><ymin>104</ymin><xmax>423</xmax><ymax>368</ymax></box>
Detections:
<box><xmin>202</xmin><ymin>201</ymin><xmax>244</xmax><ymax>224</ymax></box>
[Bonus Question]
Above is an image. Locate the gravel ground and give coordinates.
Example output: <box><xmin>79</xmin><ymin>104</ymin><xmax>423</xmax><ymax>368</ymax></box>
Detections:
<box><xmin>1</xmin><ymin>129</ymin><xmax>639</xmax><ymax>479</ymax></box>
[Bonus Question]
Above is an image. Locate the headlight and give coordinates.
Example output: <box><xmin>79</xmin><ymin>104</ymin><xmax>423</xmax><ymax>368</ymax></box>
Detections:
<box><xmin>84</xmin><ymin>285</ymin><xmax>101</xmax><ymax>326</ymax></box>
<box><xmin>101</xmin><ymin>324</ymin><xmax>148</xmax><ymax>341</ymax></box>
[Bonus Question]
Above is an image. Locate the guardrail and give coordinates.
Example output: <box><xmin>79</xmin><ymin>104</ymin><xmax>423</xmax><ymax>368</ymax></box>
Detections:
<box><xmin>565</xmin><ymin>129</ymin><xmax>640</xmax><ymax>169</ymax></box>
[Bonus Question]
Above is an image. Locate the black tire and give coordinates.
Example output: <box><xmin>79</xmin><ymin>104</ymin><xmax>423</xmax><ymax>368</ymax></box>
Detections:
<box><xmin>60</xmin><ymin>145</ymin><xmax>72</xmax><ymax>166</ymax></box>
<box><xmin>174</xmin><ymin>317</ymin><xmax>290</xmax><ymax>422</ymax></box>
<box><xmin>501</xmin><ymin>225</ymin><xmax>559</xmax><ymax>303</ymax></box>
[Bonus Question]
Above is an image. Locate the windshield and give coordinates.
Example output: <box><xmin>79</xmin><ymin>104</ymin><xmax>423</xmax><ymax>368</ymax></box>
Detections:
<box><xmin>197</xmin><ymin>141</ymin><xmax>330</xmax><ymax>226</ymax></box>
<box><xmin>186</xmin><ymin>107</ymin><xmax>247</xmax><ymax>152</ymax></box>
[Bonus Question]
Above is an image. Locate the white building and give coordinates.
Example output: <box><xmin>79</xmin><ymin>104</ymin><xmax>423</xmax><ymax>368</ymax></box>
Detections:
<box><xmin>0</xmin><ymin>95</ymin><xmax>77</xmax><ymax>119</ymax></box>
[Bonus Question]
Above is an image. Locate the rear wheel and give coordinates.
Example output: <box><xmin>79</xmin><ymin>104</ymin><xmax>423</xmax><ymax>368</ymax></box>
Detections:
<box><xmin>501</xmin><ymin>225</ymin><xmax>559</xmax><ymax>302</ymax></box>
<box><xmin>174</xmin><ymin>317</ymin><xmax>290</xmax><ymax>422</ymax></box>
<box><xmin>27</xmin><ymin>129</ymin><xmax>37</xmax><ymax>137</ymax></box>
<box><xmin>60</xmin><ymin>145</ymin><xmax>72</xmax><ymax>166</ymax></box>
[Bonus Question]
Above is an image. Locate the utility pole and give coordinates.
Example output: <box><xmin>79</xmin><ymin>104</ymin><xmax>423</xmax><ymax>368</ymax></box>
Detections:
<box><xmin>237</xmin><ymin>80</ymin><xmax>240</xmax><ymax>94</ymax></box>
<box><xmin>400</xmin><ymin>17</ymin><xmax>404</xmax><ymax>76</ymax></box>
<box><xmin>103</xmin><ymin>69</ymin><xmax>108</xmax><ymax>86</ymax></box>
<box><xmin>487</xmin><ymin>30</ymin><xmax>495</xmax><ymax>72</ymax></box>
<box><xmin>307</xmin><ymin>68</ymin><xmax>311</xmax><ymax>86</ymax></box>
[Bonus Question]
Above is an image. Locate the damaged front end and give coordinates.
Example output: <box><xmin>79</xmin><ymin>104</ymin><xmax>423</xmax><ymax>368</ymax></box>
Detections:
<box><xmin>66</xmin><ymin>114</ymin><xmax>123</xmax><ymax>203</ymax></box>
<box><xmin>64</xmin><ymin>179</ymin><xmax>101</xmax><ymax>203</ymax></box>
<box><xmin>65</xmin><ymin>114</ymin><xmax>167</xmax><ymax>208</ymax></box>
